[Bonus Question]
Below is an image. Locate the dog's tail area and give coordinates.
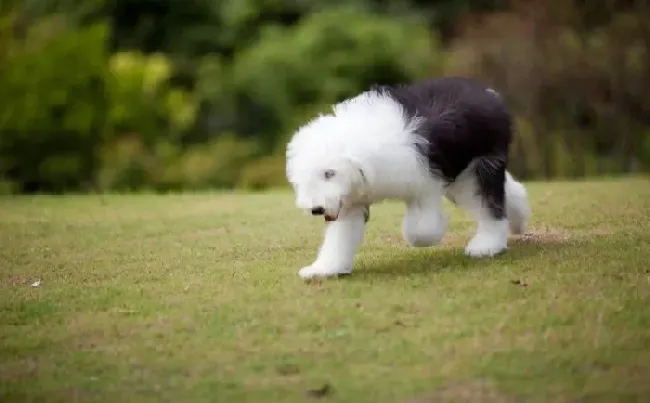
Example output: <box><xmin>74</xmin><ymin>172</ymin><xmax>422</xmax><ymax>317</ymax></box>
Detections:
<box><xmin>505</xmin><ymin>171</ymin><xmax>531</xmax><ymax>234</ymax></box>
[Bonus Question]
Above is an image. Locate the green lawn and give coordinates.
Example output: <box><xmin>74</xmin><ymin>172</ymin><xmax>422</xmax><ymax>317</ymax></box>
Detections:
<box><xmin>1</xmin><ymin>177</ymin><xmax>650</xmax><ymax>402</ymax></box>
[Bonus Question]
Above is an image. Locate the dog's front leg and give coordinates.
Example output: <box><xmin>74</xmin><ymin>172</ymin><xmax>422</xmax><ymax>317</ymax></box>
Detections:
<box><xmin>298</xmin><ymin>205</ymin><xmax>369</xmax><ymax>280</ymax></box>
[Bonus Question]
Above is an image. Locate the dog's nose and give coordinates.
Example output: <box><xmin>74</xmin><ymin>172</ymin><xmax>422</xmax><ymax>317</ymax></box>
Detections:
<box><xmin>311</xmin><ymin>207</ymin><xmax>325</xmax><ymax>216</ymax></box>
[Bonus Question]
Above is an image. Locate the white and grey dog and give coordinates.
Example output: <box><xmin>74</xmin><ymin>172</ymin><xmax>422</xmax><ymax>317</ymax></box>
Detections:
<box><xmin>286</xmin><ymin>76</ymin><xmax>531</xmax><ymax>279</ymax></box>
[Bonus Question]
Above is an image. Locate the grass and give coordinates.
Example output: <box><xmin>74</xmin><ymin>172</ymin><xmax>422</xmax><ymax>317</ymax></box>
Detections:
<box><xmin>1</xmin><ymin>177</ymin><xmax>650</xmax><ymax>403</ymax></box>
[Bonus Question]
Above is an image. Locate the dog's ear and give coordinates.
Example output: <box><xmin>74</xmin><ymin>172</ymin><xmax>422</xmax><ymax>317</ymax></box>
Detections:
<box><xmin>343</xmin><ymin>156</ymin><xmax>368</xmax><ymax>186</ymax></box>
<box><xmin>358</xmin><ymin>165</ymin><xmax>367</xmax><ymax>182</ymax></box>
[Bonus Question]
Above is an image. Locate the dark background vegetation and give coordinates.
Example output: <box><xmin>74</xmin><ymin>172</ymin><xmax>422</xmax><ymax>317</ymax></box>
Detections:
<box><xmin>1</xmin><ymin>0</ymin><xmax>648</xmax><ymax>194</ymax></box>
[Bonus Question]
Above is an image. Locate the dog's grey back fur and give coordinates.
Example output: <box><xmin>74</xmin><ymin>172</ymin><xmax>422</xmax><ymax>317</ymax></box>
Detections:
<box><xmin>371</xmin><ymin>77</ymin><xmax>512</xmax><ymax>219</ymax></box>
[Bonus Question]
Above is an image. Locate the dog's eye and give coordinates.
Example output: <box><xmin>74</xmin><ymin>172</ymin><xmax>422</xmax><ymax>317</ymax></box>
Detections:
<box><xmin>324</xmin><ymin>169</ymin><xmax>336</xmax><ymax>180</ymax></box>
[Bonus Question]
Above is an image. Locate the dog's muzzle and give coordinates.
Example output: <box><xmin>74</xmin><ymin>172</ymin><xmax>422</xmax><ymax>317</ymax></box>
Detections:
<box><xmin>311</xmin><ymin>206</ymin><xmax>337</xmax><ymax>222</ymax></box>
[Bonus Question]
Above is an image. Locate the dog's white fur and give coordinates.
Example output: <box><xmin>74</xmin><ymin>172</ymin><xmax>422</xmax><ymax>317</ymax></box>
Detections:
<box><xmin>286</xmin><ymin>91</ymin><xmax>531</xmax><ymax>279</ymax></box>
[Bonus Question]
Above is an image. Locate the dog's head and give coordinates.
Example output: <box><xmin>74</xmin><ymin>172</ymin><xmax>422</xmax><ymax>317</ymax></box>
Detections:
<box><xmin>285</xmin><ymin>90</ymin><xmax>414</xmax><ymax>221</ymax></box>
<box><xmin>288</xmin><ymin>155</ymin><xmax>365</xmax><ymax>221</ymax></box>
<box><xmin>286</xmin><ymin>116</ymin><xmax>367</xmax><ymax>221</ymax></box>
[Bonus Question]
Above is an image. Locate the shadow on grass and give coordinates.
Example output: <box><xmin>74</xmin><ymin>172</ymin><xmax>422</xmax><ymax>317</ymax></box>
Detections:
<box><xmin>348</xmin><ymin>232</ymin><xmax>580</xmax><ymax>281</ymax></box>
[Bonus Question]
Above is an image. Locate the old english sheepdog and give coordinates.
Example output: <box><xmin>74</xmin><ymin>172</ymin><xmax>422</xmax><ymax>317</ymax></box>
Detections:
<box><xmin>286</xmin><ymin>76</ymin><xmax>531</xmax><ymax>279</ymax></box>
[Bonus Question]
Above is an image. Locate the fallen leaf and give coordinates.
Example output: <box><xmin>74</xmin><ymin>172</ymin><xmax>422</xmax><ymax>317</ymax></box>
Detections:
<box><xmin>114</xmin><ymin>308</ymin><xmax>139</xmax><ymax>315</ymax></box>
<box><xmin>306</xmin><ymin>383</ymin><xmax>332</xmax><ymax>399</ymax></box>
<box><xmin>276</xmin><ymin>363</ymin><xmax>300</xmax><ymax>376</ymax></box>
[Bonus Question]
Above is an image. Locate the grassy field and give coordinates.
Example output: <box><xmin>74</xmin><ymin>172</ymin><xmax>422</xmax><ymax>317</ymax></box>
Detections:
<box><xmin>1</xmin><ymin>177</ymin><xmax>650</xmax><ymax>402</ymax></box>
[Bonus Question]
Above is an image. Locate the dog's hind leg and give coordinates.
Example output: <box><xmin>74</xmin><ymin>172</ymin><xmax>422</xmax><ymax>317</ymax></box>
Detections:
<box><xmin>505</xmin><ymin>171</ymin><xmax>531</xmax><ymax>234</ymax></box>
<box><xmin>448</xmin><ymin>156</ymin><xmax>509</xmax><ymax>258</ymax></box>
<box><xmin>298</xmin><ymin>205</ymin><xmax>369</xmax><ymax>280</ymax></box>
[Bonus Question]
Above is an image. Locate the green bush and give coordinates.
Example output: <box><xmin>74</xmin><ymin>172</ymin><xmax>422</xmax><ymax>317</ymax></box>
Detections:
<box><xmin>230</xmin><ymin>7</ymin><xmax>443</xmax><ymax>150</ymax></box>
<box><xmin>171</xmin><ymin>134</ymin><xmax>259</xmax><ymax>190</ymax></box>
<box><xmin>96</xmin><ymin>134</ymin><xmax>259</xmax><ymax>192</ymax></box>
<box><xmin>0</xmin><ymin>15</ymin><xmax>108</xmax><ymax>192</ymax></box>
<box><xmin>95</xmin><ymin>136</ymin><xmax>156</xmax><ymax>192</ymax></box>
<box><xmin>3</xmin><ymin>1</ymin><xmax>648</xmax><ymax>193</ymax></box>
<box><xmin>106</xmin><ymin>51</ymin><xmax>198</xmax><ymax>145</ymax></box>
<box><xmin>238</xmin><ymin>154</ymin><xmax>288</xmax><ymax>191</ymax></box>
<box><xmin>446</xmin><ymin>3</ymin><xmax>650</xmax><ymax>179</ymax></box>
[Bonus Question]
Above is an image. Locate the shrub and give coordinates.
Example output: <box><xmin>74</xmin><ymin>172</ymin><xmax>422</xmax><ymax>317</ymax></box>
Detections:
<box><xmin>238</xmin><ymin>154</ymin><xmax>288</xmax><ymax>191</ymax></box>
<box><xmin>96</xmin><ymin>133</ymin><xmax>258</xmax><ymax>192</ymax></box>
<box><xmin>106</xmin><ymin>51</ymin><xmax>199</xmax><ymax>145</ymax></box>
<box><xmin>172</xmin><ymin>134</ymin><xmax>259</xmax><ymax>190</ymax></box>
<box><xmin>0</xmin><ymin>15</ymin><xmax>108</xmax><ymax>192</ymax></box>
<box><xmin>446</xmin><ymin>1</ymin><xmax>650</xmax><ymax>179</ymax></box>
<box><xmin>229</xmin><ymin>7</ymin><xmax>444</xmax><ymax>150</ymax></box>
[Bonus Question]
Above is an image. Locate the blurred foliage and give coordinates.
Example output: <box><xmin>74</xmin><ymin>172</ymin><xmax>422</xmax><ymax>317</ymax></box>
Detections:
<box><xmin>106</xmin><ymin>51</ymin><xmax>198</xmax><ymax>144</ymax></box>
<box><xmin>0</xmin><ymin>12</ymin><xmax>107</xmax><ymax>192</ymax></box>
<box><xmin>447</xmin><ymin>0</ymin><xmax>650</xmax><ymax>178</ymax></box>
<box><xmin>229</xmin><ymin>7</ymin><xmax>441</xmax><ymax>148</ymax></box>
<box><xmin>0</xmin><ymin>0</ymin><xmax>648</xmax><ymax>193</ymax></box>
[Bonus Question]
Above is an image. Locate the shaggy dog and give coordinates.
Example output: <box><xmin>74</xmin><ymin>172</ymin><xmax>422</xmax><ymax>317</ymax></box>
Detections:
<box><xmin>285</xmin><ymin>76</ymin><xmax>531</xmax><ymax>279</ymax></box>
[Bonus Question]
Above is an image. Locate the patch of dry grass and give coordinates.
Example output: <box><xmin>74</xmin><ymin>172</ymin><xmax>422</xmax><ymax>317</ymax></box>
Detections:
<box><xmin>1</xmin><ymin>177</ymin><xmax>649</xmax><ymax>402</ymax></box>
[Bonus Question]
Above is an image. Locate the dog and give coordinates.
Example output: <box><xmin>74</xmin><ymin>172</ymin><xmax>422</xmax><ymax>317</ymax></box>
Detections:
<box><xmin>285</xmin><ymin>76</ymin><xmax>531</xmax><ymax>279</ymax></box>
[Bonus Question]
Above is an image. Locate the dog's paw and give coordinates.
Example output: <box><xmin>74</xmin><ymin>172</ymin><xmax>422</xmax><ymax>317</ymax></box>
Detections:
<box><xmin>464</xmin><ymin>234</ymin><xmax>507</xmax><ymax>258</ymax></box>
<box><xmin>402</xmin><ymin>208</ymin><xmax>448</xmax><ymax>247</ymax></box>
<box><xmin>298</xmin><ymin>264</ymin><xmax>351</xmax><ymax>280</ymax></box>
